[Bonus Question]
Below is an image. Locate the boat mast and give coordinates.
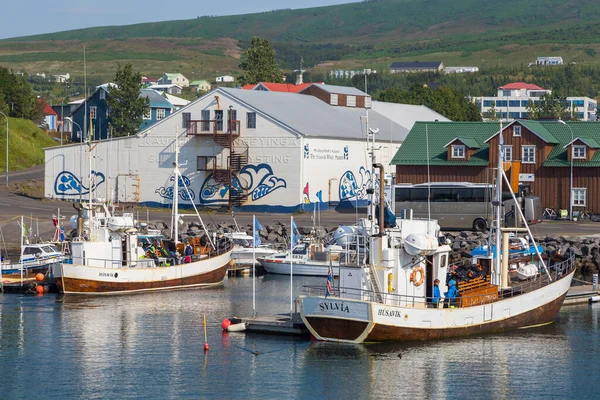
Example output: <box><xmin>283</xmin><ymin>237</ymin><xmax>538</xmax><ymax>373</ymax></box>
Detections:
<box><xmin>493</xmin><ymin>121</ymin><xmax>503</xmax><ymax>286</ymax></box>
<box><xmin>174</xmin><ymin>128</ymin><xmax>179</xmax><ymax>246</ymax></box>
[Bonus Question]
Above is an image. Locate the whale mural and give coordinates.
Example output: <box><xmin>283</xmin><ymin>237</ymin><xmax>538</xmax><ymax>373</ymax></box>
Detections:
<box><xmin>54</xmin><ymin>170</ymin><xmax>106</xmax><ymax>196</ymax></box>
<box><xmin>199</xmin><ymin>163</ymin><xmax>286</xmax><ymax>204</ymax></box>
<box><xmin>156</xmin><ymin>175</ymin><xmax>196</xmax><ymax>201</ymax></box>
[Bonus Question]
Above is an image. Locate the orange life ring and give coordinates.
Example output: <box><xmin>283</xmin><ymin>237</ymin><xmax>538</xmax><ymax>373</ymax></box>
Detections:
<box><xmin>410</xmin><ymin>266</ymin><xmax>425</xmax><ymax>287</ymax></box>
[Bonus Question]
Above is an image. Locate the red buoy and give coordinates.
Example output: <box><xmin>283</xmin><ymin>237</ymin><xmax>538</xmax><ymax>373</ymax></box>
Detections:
<box><xmin>204</xmin><ymin>343</ymin><xmax>209</xmax><ymax>351</ymax></box>
<box><xmin>35</xmin><ymin>285</ymin><xmax>44</xmax><ymax>294</ymax></box>
<box><xmin>221</xmin><ymin>318</ymin><xmax>231</xmax><ymax>331</ymax></box>
<box><xmin>35</xmin><ymin>273</ymin><xmax>45</xmax><ymax>282</ymax></box>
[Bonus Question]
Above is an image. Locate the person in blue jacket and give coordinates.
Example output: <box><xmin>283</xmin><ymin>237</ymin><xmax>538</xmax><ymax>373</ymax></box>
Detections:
<box><xmin>444</xmin><ymin>278</ymin><xmax>458</xmax><ymax>308</ymax></box>
<box><xmin>431</xmin><ymin>279</ymin><xmax>441</xmax><ymax>308</ymax></box>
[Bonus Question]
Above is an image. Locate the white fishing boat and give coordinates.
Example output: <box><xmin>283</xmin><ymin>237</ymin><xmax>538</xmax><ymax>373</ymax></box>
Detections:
<box><xmin>257</xmin><ymin>225</ymin><xmax>364</xmax><ymax>277</ymax></box>
<box><xmin>1</xmin><ymin>242</ymin><xmax>65</xmax><ymax>275</ymax></box>
<box><xmin>52</xmin><ymin>131</ymin><xmax>233</xmax><ymax>295</ymax></box>
<box><xmin>224</xmin><ymin>231</ymin><xmax>279</xmax><ymax>266</ymax></box>
<box><xmin>300</xmin><ymin>128</ymin><xmax>575</xmax><ymax>343</ymax></box>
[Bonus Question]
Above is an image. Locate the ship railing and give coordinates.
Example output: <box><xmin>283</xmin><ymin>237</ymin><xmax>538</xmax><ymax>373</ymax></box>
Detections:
<box><xmin>303</xmin><ymin>254</ymin><xmax>575</xmax><ymax>307</ymax></box>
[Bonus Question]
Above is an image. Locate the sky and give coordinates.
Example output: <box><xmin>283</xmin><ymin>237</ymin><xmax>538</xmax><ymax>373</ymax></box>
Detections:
<box><xmin>1</xmin><ymin>0</ymin><xmax>356</xmax><ymax>40</ymax></box>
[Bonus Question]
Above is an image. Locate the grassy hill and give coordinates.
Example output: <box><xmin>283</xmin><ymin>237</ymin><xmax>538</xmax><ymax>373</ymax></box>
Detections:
<box><xmin>0</xmin><ymin>118</ymin><xmax>58</xmax><ymax>171</ymax></box>
<box><xmin>1</xmin><ymin>0</ymin><xmax>600</xmax><ymax>83</ymax></box>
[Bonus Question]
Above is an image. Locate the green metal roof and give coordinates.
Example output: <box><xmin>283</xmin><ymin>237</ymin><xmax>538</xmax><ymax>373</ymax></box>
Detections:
<box><xmin>165</xmin><ymin>73</ymin><xmax>181</xmax><ymax>79</ymax></box>
<box><xmin>541</xmin><ymin>121</ymin><xmax>600</xmax><ymax>167</ymax></box>
<box><xmin>516</xmin><ymin>120</ymin><xmax>559</xmax><ymax>144</ymax></box>
<box><xmin>456</xmin><ymin>137</ymin><xmax>481</xmax><ymax>148</ymax></box>
<box><xmin>392</xmin><ymin>122</ymin><xmax>498</xmax><ymax>166</ymax></box>
<box><xmin>392</xmin><ymin>120</ymin><xmax>600</xmax><ymax>167</ymax></box>
<box><xmin>190</xmin><ymin>80</ymin><xmax>209</xmax><ymax>85</ymax></box>
<box><xmin>564</xmin><ymin>137</ymin><xmax>600</xmax><ymax>149</ymax></box>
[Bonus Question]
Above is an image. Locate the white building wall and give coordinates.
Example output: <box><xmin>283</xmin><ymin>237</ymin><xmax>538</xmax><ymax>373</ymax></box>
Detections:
<box><xmin>301</xmin><ymin>137</ymin><xmax>399</xmax><ymax>208</ymax></box>
<box><xmin>44</xmin><ymin>90</ymin><xmax>401</xmax><ymax>212</ymax></box>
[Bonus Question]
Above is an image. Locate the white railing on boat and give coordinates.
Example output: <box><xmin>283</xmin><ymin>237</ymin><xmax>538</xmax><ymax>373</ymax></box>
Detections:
<box><xmin>303</xmin><ymin>254</ymin><xmax>575</xmax><ymax>307</ymax></box>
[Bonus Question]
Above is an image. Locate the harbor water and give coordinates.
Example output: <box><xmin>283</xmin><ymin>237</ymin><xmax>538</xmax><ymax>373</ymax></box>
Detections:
<box><xmin>1</xmin><ymin>274</ymin><xmax>599</xmax><ymax>399</ymax></box>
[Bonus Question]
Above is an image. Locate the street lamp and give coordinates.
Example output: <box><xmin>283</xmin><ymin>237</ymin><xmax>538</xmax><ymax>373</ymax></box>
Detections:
<box><xmin>65</xmin><ymin>117</ymin><xmax>84</xmax><ymax>202</ymax></box>
<box><xmin>559</xmin><ymin>119</ymin><xmax>574</xmax><ymax>220</ymax></box>
<box><xmin>0</xmin><ymin>111</ymin><xmax>7</xmax><ymax>187</ymax></box>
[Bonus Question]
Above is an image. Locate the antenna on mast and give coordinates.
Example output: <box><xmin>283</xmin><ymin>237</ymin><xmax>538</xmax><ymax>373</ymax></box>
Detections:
<box><xmin>294</xmin><ymin>56</ymin><xmax>305</xmax><ymax>85</ymax></box>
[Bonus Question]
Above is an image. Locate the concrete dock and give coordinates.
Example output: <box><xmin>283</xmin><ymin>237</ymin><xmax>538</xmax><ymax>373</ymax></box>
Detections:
<box><xmin>564</xmin><ymin>284</ymin><xmax>600</xmax><ymax>305</ymax></box>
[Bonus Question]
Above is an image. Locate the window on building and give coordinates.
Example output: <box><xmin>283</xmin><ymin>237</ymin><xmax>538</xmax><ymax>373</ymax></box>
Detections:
<box><xmin>156</xmin><ymin>109</ymin><xmax>165</xmax><ymax>120</ymax></box>
<box><xmin>509</xmin><ymin>112</ymin><xmax>520</xmax><ymax>119</ymax></box>
<box><xmin>182</xmin><ymin>112</ymin><xmax>191</xmax><ymax>129</ymax></box>
<box><xmin>483</xmin><ymin>100</ymin><xmax>492</xmax><ymax>107</ymax></box>
<box><xmin>347</xmin><ymin>95</ymin><xmax>356</xmax><ymax>107</ymax></box>
<box><xmin>143</xmin><ymin>109</ymin><xmax>151</xmax><ymax>120</ymax></box>
<box><xmin>503</xmin><ymin>145</ymin><xmax>513</xmax><ymax>161</ymax></box>
<box><xmin>513</xmin><ymin>126</ymin><xmax>521</xmax><ymax>136</ymax></box>
<box><xmin>197</xmin><ymin>156</ymin><xmax>216</xmax><ymax>171</ymax></box>
<box><xmin>521</xmin><ymin>100</ymin><xmax>531</xmax><ymax>107</ymax></box>
<box><xmin>573</xmin><ymin>188</ymin><xmax>586</xmax><ymax>206</ymax></box>
<box><xmin>496</xmin><ymin>100</ymin><xmax>507</xmax><ymax>108</ymax></box>
<box><xmin>330</xmin><ymin>94</ymin><xmax>338</xmax><ymax>106</ymax></box>
<box><xmin>573</xmin><ymin>145</ymin><xmax>586</xmax><ymax>159</ymax></box>
<box><xmin>215</xmin><ymin>110</ymin><xmax>223</xmax><ymax>131</ymax></box>
<box><xmin>522</xmin><ymin>145</ymin><xmax>536</xmax><ymax>163</ymax></box>
<box><xmin>247</xmin><ymin>112</ymin><xmax>256</xmax><ymax>129</ymax></box>
<box><xmin>99</xmin><ymin>90</ymin><xmax>105</xmax><ymax>100</ymax></box>
<box><xmin>452</xmin><ymin>145</ymin><xmax>465</xmax><ymax>159</ymax></box>
<box><xmin>509</xmin><ymin>100</ymin><xmax>520</xmax><ymax>107</ymax></box>
<box><xmin>201</xmin><ymin>110</ymin><xmax>210</xmax><ymax>131</ymax></box>
<box><xmin>502</xmin><ymin>90</ymin><xmax>511</xmax><ymax>97</ymax></box>
<box><xmin>89</xmin><ymin>106</ymin><xmax>97</xmax><ymax>119</ymax></box>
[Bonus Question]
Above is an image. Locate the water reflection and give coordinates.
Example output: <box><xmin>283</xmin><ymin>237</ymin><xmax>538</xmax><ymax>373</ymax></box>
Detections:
<box><xmin>1</xmin><ymin>278</ymin><xmax>600</xmax><ymax>399</ymax></box>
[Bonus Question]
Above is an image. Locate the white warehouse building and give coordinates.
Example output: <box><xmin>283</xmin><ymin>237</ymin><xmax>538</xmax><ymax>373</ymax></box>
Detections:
<box><xmin>44</xmin><ymin>85</ymin><xmax>444</xmax><ymax>212</ymax></box>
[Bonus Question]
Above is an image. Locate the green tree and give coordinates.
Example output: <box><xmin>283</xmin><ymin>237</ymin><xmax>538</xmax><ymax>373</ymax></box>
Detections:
<box><xmin>486</xmin><ymin>100</ymin><xmax>498</xmax><ymax>121</ymax></box>
<box><xmin>526</xmin><ymin>92</ymin><xmax>569</xmax><ymax>120</ymax></box>
<box><xmin>106</xmin><ymin>63</ymin><xmax>149</xmax><ymax>137</ymax></box>
<box><xmin>377</xmin><ymin>84</ymin><xmax>482</xmax><ymax>121</ymax></box>
<box><xmin>238</xmin><ymin>37</ymin><xmax>284</xmax><ymax>86</ymax></box>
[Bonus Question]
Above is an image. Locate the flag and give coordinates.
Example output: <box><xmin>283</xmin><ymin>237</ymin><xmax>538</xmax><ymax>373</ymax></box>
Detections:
<box><xmin>254</xmin><ymin>216</ymin><xmax>262</xmax><ymax>247</ymax></box>
<box><xmin>291</xmin><ymin>218</ymin><xmax>301</xmax><ymax>248</ymax></box>
<box><xmin>325</xmin><ymin>265</ymin><xmax>334</xmax><ymax>298</ymax></box>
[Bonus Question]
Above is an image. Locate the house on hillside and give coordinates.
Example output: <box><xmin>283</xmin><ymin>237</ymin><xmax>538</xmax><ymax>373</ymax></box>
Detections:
<box><xmin>190</xmin><ymin>80</ymin><xmax>211</xmax><ymax>93</ymax></box>
<box><xmin>474</xmin><ymin>82</ymin><xmax>596</xmax><ymax>121</ymax></box>
<box><xmin>52</xmin><ymin>73</ymin><xmax>70</xmax><ymax>83</ymax></box>
<box><xmin>161</xmin><ymin>92</ymin><xmax>190</xmax><ymax>110</ymax></box>
<box><xmin>216</xmin><ymin>75</ymin><xmax>235</xmax><ymax>83</ymax></box>
<box><xmin>389</xmin><ymin>61</ymin><xmax>444</xmax><ymax>73</ymax></box>
<box><xmin>38</xmin><ymin>99</ymin><xmax>57</xmax><ymax>131</ymax></box>
<box><xmin>142</xmin><ymin>76</ymin><xmax>160</xmax><ymax>86</ymax></box>
<box><xmin>392</xmin><ymin>120</ymin><xmax>600</xmax><ymax>214</ymax></box>
<box><xmin>158</xmin><ymin>73</ymin><xmax>189</xmax><ymax>88</ymax></box>
<box><xmin>148</xmin><ymin>83</ymin><xmax>183</xmax><ymax>95</ymax></box>
<box><xmin>138</xmin><ymin>89</ymin><xmax>175</xmax><ymax>131</ymax></box>
<box><xmin>535</xmin><ymin>56</ymin><xmax>563</xmax><ymax>66</ymax></box>
<box><xmin>69</xmin><ymin>86</ymin><xmax>176</xmax><ymax>140</ymax></box>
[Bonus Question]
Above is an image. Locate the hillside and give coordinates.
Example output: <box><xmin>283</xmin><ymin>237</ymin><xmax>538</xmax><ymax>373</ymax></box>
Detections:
<box><xmin>0</xmin><ymin>118</ymin><xmax>58</xmax><ymax>171</ymax></box>
<box><xmin>1</xmin><ymin>0</ymin><xmax>600</xmax><ymax>83</ymax></box>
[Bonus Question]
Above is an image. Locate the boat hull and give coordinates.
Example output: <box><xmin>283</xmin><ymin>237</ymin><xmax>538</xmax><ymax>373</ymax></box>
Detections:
<box><xmin>232</xmin><ymin>248</ymin><xmax>279</xmax><ymax>266</ymax></box>
<box><xmin>259</xmin><ymin>259</ymin><xmax>339</xmax><ymax>277</ymax></box>
<box><xmin>57</xmin><ymin>250</ymin><xmax>232</xmax><ymax>294</ymax></box>
<box><xmin>301</xmin><ymin>269</ymin><xmax>575</xmax><ymax>343</ymax></box>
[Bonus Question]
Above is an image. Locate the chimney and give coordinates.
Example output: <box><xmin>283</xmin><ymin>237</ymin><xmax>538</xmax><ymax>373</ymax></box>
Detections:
<box><xmin>295</xmin><ymin>72</ymin><xmax>303</xmax><ymax>86</ymax></box>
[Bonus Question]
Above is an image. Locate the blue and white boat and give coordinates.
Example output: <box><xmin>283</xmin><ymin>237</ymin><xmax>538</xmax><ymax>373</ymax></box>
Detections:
<box><xmin>1</xmin><ymin>242</ymin><xmax>65</xmax><ymax>275</ymax></box>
